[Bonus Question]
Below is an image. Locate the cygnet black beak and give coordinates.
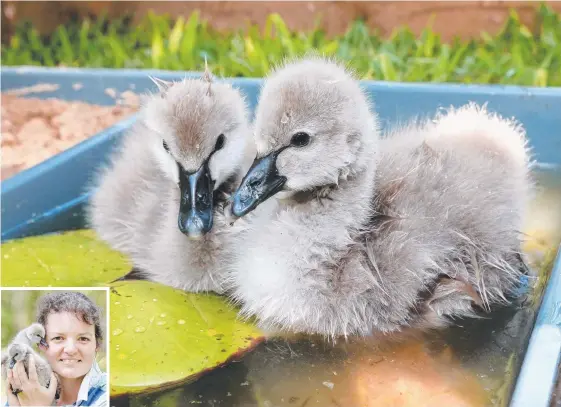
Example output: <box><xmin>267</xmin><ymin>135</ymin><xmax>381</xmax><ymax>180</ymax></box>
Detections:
<box><xmin>8</xmin><ymin>358</ymin><xmax>16</xmax><ymax>369</ymax></box>
<box><xmin>231</xmin><ymin>150</ymin><xmax>287</xmax><ymax>217</ymax></box>
<box><xmin>39</xmin><ymin>338</ymin><xmax>49</xmax><ymax>348</ymax></box>
<box><xmin>178</xmin><ymin>161</ymin><xmax>215</xmax><ymax>239</ymax></box>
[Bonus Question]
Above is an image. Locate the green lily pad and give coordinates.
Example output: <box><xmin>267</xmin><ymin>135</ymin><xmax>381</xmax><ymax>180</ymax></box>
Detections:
<box><xmin>108</xmin><ymin>280</ymin><xmax>264</xmax><ymax>396</ymax></box>
<box><xmin>1</xmin><ymin>229</ymin><xmax>265</xmax><ymax>396</ymax></box>
<box><xmin>1</xmin><ymin>229</ymin><xmax>131</xmax><ymax>287</ymax></box>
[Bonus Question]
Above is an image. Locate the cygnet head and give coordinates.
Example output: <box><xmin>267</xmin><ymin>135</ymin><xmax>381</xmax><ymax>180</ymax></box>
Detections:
<box><xmin>141</xmin><ymin>70</ymin><xmax>250</xmax><ymax>239</ymax></box>
<box><xmin>26</xmin><ymin>322</ymin><xmax>48</xmax><ymax>348</ymax></box>
<box><xmin>231</xmin><ymin>56</ymin><xmax>378</xmax><ymax>217</ymax></box>
<box><xmin>8</xmin><ymin>344</ymin><xmax>27</xmax><ymax>368</ymax></box>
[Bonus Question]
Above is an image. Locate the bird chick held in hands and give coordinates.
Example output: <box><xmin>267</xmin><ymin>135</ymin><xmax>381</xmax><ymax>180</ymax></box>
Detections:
<box><xmin>1</xmin><ymin>323</ymin><xmax>52</xmax><ymax>395</ymax></box>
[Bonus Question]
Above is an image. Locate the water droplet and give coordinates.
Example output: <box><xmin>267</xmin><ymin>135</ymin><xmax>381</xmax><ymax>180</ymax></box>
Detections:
<box><xmin>114</xmin><ymin>301</ymin><xmax>121</xmax><ymax>305</ymax></box>
<box><xmin>135</xmin><ymin>326</ymin><xmax>146</xmax><ymax>333</ymax></box>
<box><xmin>127</xmin><ymin>314</ymin><xmax>133</xmax><ymax>320</ymax></box>
<box><xmin>207</xmin><ymin>328</ymin><xmax>217</xmax><ymax>336</ymax></box>
<box><xmin>3</xmin><ymin>254</ymin><xmax>9</xmax><ymax>259</ymax></box>
<box><xmin>178</xmin><ymin>319</ymin><xmax>186</xmax><ymax>325</ymax></box>
<box><xmin>160</xmin><ymin>313</ymin><xmax>167</xmax><ymax>318</ymax></box>
<box><xmin>157</xmin><ymin>321</ymin><xmax>166</xmax><ymax>326</ymax></box>
<box><xmin>113</xmin><ymin>329</ymin><xmax>123</xmax><ymax>336</ymax></box>
<box><xmin>322</xmin><ymin>381</ymin><xmax>334</xmax><ymax>390</ymax></box>
<box><xmin>152</xmin><ymin>298</ymin><xmax>158</xmax><ymax>302</ymax></box>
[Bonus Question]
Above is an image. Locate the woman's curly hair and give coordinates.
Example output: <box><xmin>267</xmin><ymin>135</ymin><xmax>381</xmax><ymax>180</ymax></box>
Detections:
<box><xmin>36</xmin><ymin>291</ymin><xmax>104</xmax><ymax>347</ymax></box>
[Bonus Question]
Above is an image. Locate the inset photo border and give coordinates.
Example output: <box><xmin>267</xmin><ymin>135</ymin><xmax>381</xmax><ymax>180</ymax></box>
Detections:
<box><xmin>1</xmin><ymin>287</ymin><xmax>110</xmax><ymax>407</ymax></box>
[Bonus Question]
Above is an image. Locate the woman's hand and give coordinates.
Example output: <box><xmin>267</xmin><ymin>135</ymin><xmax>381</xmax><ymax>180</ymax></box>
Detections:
<box><xmin>5</xmin><ymin>372</ymin><xmax>21</xmax><ymax>406</ymax></box>
<box><xmin>8</xmin><ymin>354</ymin><xmax>57</xmax><ymax>407</ymax></box>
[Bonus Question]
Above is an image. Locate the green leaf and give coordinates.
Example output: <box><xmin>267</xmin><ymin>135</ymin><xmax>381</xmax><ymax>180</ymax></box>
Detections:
<box><xmin>108</xmin><ymin>280</ymin><xmax>264</xmax><ymax>396</ymax></box>
<box><xmin>378</xmin><ymin>52</ymin><xmax>398</xmax><ymax>81</ymax></box>
<box><xmin>268</xmin><ymin>13</ymin><xmax>294</xmax><ymax>56</ymax></box>
<box><xmin>151</xmin><ymin>27</ymin><xmax>164</xmax><ymax>68</ymax></box>
<box><xmin>168</xmin><ymin>16</ymin><xmax>185</xmax><ymax>55</ymax></box>
<box><xmin>1</xmin><ymin>229</ymin><xmax>131</xmax><ymax>287</ymax></box>
<box><xmin>179</xmin><ymin>11</ymin><xmax>199</xmax><ymax>67</ymax></box>
<box><xmin>319</xmin><ymin>40</ymin><xmax>339</xmax><ymax>56</ymax></box>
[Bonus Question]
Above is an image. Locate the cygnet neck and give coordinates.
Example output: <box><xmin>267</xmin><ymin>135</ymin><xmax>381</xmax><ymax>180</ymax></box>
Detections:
<box><xmin>281</xmin><ymin>148</ymin><xmax>377</xmax><ymax>235</ymax></box>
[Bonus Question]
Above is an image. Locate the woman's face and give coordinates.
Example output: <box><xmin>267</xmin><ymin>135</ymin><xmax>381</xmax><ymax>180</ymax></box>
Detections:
<box><xmin>41</xmin><ymin>311</ymin><xmax>97</xmax><ymax>379</ymax></box>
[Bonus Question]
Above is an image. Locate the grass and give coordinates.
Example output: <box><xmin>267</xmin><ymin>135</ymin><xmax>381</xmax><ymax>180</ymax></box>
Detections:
<box><xmin>1</xmin><ymin>4</ymin><xmax>560</xmax><ymax>86</ymax></box>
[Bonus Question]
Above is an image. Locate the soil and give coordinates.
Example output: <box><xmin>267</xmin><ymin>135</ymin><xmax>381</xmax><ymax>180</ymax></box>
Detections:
<box><xmin>1</xmin><ymin>91</ymin><xmax>139</xmax><ymax>180</ymax></box>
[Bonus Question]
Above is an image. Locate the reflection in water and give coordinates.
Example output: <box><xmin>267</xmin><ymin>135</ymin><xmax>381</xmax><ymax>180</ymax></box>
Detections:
<box><xmin>111</xmin><ymin>168</ymin><xmax>561</xmax><ymax>407</ymax></box>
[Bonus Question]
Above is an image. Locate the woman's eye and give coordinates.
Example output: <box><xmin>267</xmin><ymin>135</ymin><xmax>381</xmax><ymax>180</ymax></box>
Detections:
<box><xmin>290</xmin><ymin>132</ymin><xmax>311</xmax><ymax>147</ymax></box>
<box><xmin>52</xmin><ymin>337</ymin><xmax>62</xmax><ymax>341</ymax></box>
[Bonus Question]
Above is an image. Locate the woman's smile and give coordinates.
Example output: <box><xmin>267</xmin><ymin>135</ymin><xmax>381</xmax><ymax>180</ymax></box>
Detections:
<box><xmin>59</xmin><ymin>359</ymin><xmax>82</xmax><ymax>364</ymax></box>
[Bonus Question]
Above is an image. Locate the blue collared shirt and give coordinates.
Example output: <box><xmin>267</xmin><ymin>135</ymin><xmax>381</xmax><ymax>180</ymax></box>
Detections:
<box><xmin>71</xmin><ymin>361</ymin><xmax>107</xmax><ymax>407</ymax></box>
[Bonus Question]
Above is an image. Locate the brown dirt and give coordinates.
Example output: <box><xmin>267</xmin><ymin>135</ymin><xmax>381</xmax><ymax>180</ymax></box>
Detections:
<box><xmin>2</xmin><ymin>1</ymin><xmax>561</xmax><ymax>43</ymax></box>
<box><xmin>1</xmin><ymin>92</ymin><xmax>139</xmax><ymax>180</ymax></box>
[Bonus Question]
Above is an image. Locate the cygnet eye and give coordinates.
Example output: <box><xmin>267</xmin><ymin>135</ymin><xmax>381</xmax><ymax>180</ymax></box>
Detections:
<box><xmin>215</xmin><ymin>134</ymin><xmax>226</xmax><ymax>151</ymax></box>
<box><xmin>290</xmin><ymin>132</ymin><xmax>310</xmax><ymax>147</ymax></box>
<box><xmin>162</xmin><ymin>140</ymin><xmax>170</xmax><ymax>153</ymax></box>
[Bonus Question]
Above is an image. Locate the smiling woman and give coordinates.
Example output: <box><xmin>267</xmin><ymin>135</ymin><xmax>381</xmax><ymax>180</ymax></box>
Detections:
<box><xmin>1</xmin><ymin>290</ymin><xmax>108</xmax><ymax>407</ymax></box>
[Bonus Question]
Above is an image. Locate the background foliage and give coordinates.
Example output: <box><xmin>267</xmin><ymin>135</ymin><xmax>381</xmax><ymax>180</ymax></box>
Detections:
<box><xmin>1</xmin><ymin>4</ymin><xmax>560</xmax><ymax>86</ymax></box>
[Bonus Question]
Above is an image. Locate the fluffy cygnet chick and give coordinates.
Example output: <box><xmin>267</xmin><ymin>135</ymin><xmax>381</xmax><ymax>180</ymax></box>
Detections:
<box><xmin>87</xmin><ymin>71</ymin><xmax>253</xmax><ymax>293</ymax></box>
<box><xmin>8</xmin><ymin>323</ymin><xmax>48</xmax><ymax>349</ymax></box>
<box><xmin>228</xmin><ymin>56</ymin><xmax>532</xmax><ymax>339</ymax></box>
<box><xmin>1</xmin><ymin>323</ymin><xmax>48</xmax><ymax>368</ymax></box>
<box><xmin>3</xmin><ymin>343</ymin><xmax>54</xmax><ymax>395</ymax></box>
<box><xmin>1</xmin><ymin>323</ymin><xmax>51</xmax><ymax>394</ymax></box>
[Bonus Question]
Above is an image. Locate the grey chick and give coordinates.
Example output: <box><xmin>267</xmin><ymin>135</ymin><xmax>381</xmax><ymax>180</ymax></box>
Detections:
<box><xmin>87</xmin><ymin>70</ymin><xmax>254</xmax><ymax>293</ymax></box>
<box><xmin>2</xmin><ymin>343</ymin><xmax>54</xmax><ymax>395</ymax></box>
<box><xmin>1</xmin><ymin>323</ymin><xmax>48</xmax><ymax>373</ymax></box>
<box><xmin>1</xmin><ymin>323</ymin><xmax>51</xmax><ymax>395</ymax></box>
<box><xmin>227</xmin><ymin>56</ymin><xmax>532</xmax><ymax>339</ymax></box>
<box><xmin>5</xmin><ymin>323</ymin><xmax>48</xmax><ymax>350</ymax></box>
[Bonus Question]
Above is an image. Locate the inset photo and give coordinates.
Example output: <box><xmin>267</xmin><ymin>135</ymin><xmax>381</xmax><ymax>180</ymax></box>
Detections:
<box><xmin>1</xmin><ymin>288</ymin><xmax>109</xmax><ymax>407</ymax></box>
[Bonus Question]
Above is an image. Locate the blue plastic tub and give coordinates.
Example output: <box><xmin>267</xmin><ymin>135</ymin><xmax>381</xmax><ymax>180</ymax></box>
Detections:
<box><xmin>1</xmin><ymin>66</ymin><xmax>560</xmax><ymax>406</ymax></box>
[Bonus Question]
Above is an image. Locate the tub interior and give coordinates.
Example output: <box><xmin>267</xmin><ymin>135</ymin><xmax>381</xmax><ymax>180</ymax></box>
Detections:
<box><xmin>1</xmin><ymin>68</ymin><xmax>560</xmax><ymax>406</ymax></box>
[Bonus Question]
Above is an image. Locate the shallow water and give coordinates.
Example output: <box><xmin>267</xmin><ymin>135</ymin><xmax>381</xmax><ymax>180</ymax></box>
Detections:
<box><xmin>111</xmin><ymin>167</ymin><xmax>561</xmax><ymax>407</ymax></box>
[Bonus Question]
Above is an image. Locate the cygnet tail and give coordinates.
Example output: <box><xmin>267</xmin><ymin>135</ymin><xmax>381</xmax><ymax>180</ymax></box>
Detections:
<box><xmin>428</xmin><ymin>102</ymin><xmax>531</xmax><ymax>171</ymax></box>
